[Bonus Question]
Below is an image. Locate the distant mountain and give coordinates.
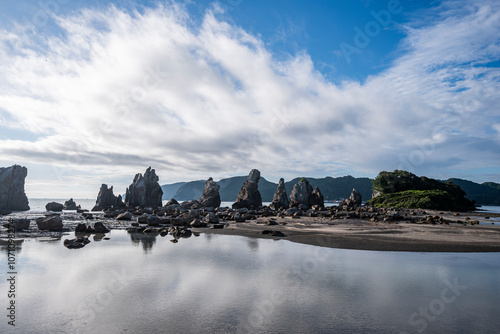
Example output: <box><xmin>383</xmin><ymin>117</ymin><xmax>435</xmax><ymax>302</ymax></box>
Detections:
<box><xmin>161</xmin><ymin>182</ymin><xmax>188</xmax><ymax>200</ymax></box>
<box><xmin>162</xmin><ymin>175</ymin><xmax>373</xmax><ymax>202</ymax></box>
<box><xmin>447</xmin><ymin>178</ymin><xmax>500</xmax><ymax>206</ymax></box>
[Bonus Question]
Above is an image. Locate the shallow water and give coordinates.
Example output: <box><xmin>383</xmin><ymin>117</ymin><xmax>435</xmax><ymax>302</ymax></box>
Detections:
<box><xmin>1</xmin><ymin>231</ymin><xmax>499</xmax><ymax>334</ymax></box>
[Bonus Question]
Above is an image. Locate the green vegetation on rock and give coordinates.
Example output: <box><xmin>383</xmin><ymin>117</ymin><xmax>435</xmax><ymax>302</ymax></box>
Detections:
<box><xmin>368</xmin><ymin>170</ymin><xmax>476</xmax><ymax>211</ymax></box>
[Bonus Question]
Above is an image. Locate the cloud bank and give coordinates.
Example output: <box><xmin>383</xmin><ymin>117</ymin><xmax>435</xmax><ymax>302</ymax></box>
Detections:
<box><xmin>0</xmin><ymin>0</ymin><xmax>499</xmax><ymax>196</ymax></box>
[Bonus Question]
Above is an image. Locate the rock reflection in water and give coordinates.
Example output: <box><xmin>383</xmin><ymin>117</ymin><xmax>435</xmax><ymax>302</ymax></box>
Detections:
<box><xmin>128</xmin><ymin>231</ymin><xmax>158</xmax><ymax>252</ymax></box>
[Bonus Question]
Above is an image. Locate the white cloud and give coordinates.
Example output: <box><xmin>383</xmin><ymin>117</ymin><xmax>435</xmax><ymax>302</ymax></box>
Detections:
<box><xmin>0</xmin><ymin>0</ymin><xmax>499</xmax><ymax>197</ymax></box>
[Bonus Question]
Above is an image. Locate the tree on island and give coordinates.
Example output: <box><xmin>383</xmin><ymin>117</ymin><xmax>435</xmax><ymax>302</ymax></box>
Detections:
<box><xmin>368</xmin><ymin>170</ymin><xmax>476</xmax><ymax>211</ymax></box>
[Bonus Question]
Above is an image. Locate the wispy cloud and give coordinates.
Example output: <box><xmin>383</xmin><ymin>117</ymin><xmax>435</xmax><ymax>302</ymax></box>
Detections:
<box><xmin>0</xmin><ymin>0</ymin><xmax>499</xmax><ymax>196</ymax></box>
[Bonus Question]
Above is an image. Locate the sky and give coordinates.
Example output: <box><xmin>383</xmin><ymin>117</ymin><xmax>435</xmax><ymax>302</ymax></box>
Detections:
<box><xmin>0</xmin><ymin>0</ymin><xmax>499</xmax><ymax>198</ymax></box>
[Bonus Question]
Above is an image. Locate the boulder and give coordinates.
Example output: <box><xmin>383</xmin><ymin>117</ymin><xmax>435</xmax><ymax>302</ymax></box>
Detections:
<box><xmin>92</xmin><ymin>184</ymin><xmax>122</xmax><ymax>211</ymax></box>
<box><xmin>116</xmin><ymin>212</ymin><xmax>134</xmax><ymax>220</ymax></box>
<box><xmin>125</xmin><ymin>167</ymin><xmax>163</xmax><ymax>207</ymax></box>
<box><xmin>46</xmin><ymin>202</ymin><xmax>64</xmax><ymax>212</ymax></box>
<box><xmin>232</xmin><ymin>169</ymin><xmax>263</xmax><ymax>209</ymax></box>
<box><xmin>147</xmin><ymin>215</ymin><xmax>161</xmax><ymax>226</ymax></box>
<box><xmin>166</xmin><ymin>198</ymin><xmax>179</xmax><ymax>206</ymax></box>
<box><xmin>0</xmin><ymin>165</ymin><xmax>30</xmax><ymax>211</ymax></box>
<box><xmin>289</xmin><ymin>178</ymin><xmax>313</xmax><ymax>208</ymax></box>
<box><xmin>93</xmin><ymin>222</ymin><xmax>110</xmax><ymax>233</ymax></box>
<box><xmin>75</xmin><ymin>223</ymin><xmax>87</xmax><ymax>233</ymax></box>
<box><xmin>64</xmin><ymin>237</ymin><xmax>90</xmax><ymax>249</ymax></box>
<box><xmin>3</xmin><ymin>218</ymin><xmax>30</xmax><ymax>230</ymax></box>
<box><xmin>36</xmin><ymin>215</ymin><xmax>64</xmax><ymax>231</ymax></box>
<box><xmin>64</xmin><ymin>198</ymin><xmax>78</xmax><ymax>210</ymax></box>
<box><xmin>309</xmin><ymin>186</ymin><xmax>324</xmax><ymax>208</ymax></box>
<box><xmin>198</xmin><ymin>177</ymin><xmax>221</xmax><ymax>208</ymax></box>
<box><xmin>270</xmin><ymin>178</ymin><xmax>289</xmax><ymax>210</ymax></box>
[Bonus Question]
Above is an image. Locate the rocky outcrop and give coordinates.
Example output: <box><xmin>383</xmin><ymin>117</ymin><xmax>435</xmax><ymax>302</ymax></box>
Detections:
<box><xmin>349</xmin><ymin>188</ymin><xmax>362</xmax><ymax>206</ymax></box>
<box><xmin>3</xmin><ymin>219</ymin><xmax>30</xmax><ymax>230</ymax></box>
<box><xmin>270</xmin><ymin>178</ymin><xmax>289</xmax><ymax>210</ymax></box>
<box><xmin>309</xmin><ymin>186</ymin><xmax>324</xmax><ymax>208</ymax></box>
<box><xmin>64</xmin><ymin>237</ymin><xmax>90</xmax><ymax>249</ymax></box>
<box><xmin>36</xmin><ymin>215</ymin><xmax>64</xmax><ymax>231</ymax></box>
<box><xmin>198</xmin><ymin>177</ymin><xmax>221</xmax><ymax>208</ymax></box>
<box><xmin>46</xmin><ymin>202</ymin><xmax>64</xmax><ymax>212</ymax></box>
<box><xmin>0</xmin><ymin>165</ymin><xmax>30</xmax><ymax>211</ymax></box>
<box><xmin>232</xmin><ymin>169</ymin><xmax>262</xmax><ymax>209</ymax></box>
<box><xmin>289</xmin><ymin>178</ymin><xmax>313</xmax><ymax>208</ymax></box>
<box><xmin>125</xmin><ymin>167</ymin><xmax>163</xmax><ymax>207</ymax></box>
<box><xmin>64</xmin><ymin>198</ymin><xmax>78</xmax><ymax>210</ymax></box>
<box><xmin>92</xmin><ymin>184</ymin><xmax>124</xmax><ymax>211</ymax></box>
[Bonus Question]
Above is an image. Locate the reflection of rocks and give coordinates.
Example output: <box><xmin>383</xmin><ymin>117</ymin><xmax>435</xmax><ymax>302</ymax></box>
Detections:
<box><xmin>169</xmin><ymin>226</ymin><xmax>192</xmax><ymax>242</ymax></box>
<box><xmin>0</xmin><ymin>165</ymin><xmax>30</xmax><ymax>211</ymax></box>
<box><xmin>198</xmin><ymin>178</ymin><xmax>221</xmax><ymax>208</ymax></box>
<box><xmin>125</xmin><ymin>167</ymin><xmax>163</xmax><ymax>207</ymax></box>
<box><xmin>260</xmin><ymin>230</ymin><xmax>286</xmax><ymax>237</ymax></box>
<box><xmin>64</xmin><ymin>236</ymin><xmax>90</xmax><ymax>249</ymax></box>
<box><xmin>232</xmin><ymin>169</ymin><xmax>262</xmax><ymax>209</ymax></box>
<box><xmin>127</xmin><ymin>231</ymin><xmax>157</xmax><ymax>252</ymax></box>
<box><xmin>64</xmin><ymin>198</ymin><xmax>79</xmax><ymax>210</ymax></box>
<box><xmin>46</xmin><ymin>202</ymin><xmax>64</xmax><ymax>212</ymax></box>
<box><xmin>36</xmin><ymin>215</ymin><xmax>64</xmax><ymax>231</ymax></box>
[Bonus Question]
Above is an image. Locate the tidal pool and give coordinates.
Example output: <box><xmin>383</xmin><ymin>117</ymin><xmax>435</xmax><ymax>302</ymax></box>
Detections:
<box><xmin>1</xmin><ymin>230</ymin><xmax>499</xmax><ymax>333</ymax></box>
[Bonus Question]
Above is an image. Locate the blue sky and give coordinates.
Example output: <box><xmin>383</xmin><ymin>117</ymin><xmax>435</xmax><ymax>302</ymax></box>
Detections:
<box><xmin>0</xmin><ymin>0</ymin><xmax>499</xmax><ymax>198</ymax></box>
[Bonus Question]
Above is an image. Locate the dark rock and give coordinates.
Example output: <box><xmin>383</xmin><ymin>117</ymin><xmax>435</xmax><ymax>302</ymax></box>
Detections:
<box><xmin>125</xmin><ymin>167</ymin><xmax>163</xmax><ymax>207</ymax></box>
<box><xmin>232</xmin><ymin>169</ymin><xmax>263</xmax><ymax>209</ymax></box>
<box><xmin>116</xmin><ymin>212</ymin><xmax>133</xmax><ymax>221</ymax></box>
<box><xmin>77</xmin><ymin>209</ymin><xmax>88</xmax><ymax>214</ymax></box>
<box><xmin>36</xmin><ymin>215</ymin><xmax>64</xmax><ymax>231</ymax></box>
<box><xmin>0</xmin><ymin>165</ymin><xmax>30</xmax><ymax>211</ymax></box>
<box><xmin>92</xmin><ymin>184</ymin><xmax>122</xmax><ymax>211</ymax></box>
<box><xmin>82</xmin><ymin>213</ymin><xmax>94</xmax><ymax>219</ymax></box>
<box><xmin>212</xmin><ymin>223</ymin><xmax>224</xmax><ymax>229</ymax></box>
<box><xmin>289</xmin><ymin>179</ymin><xmax>313</xmax><ymax>209</ymax></box>
<box><xmin>147</xmin><ymin>215</ymin><xmax>161</xmax><ymax>226</ymax></box>
<box><xmin>198</xmin><ymin>177</ymin><xmax>221</xmax><ymax>208</ymax></box>
<box><xmin>205</xmin><ymin>212</ymin><xmax>220</xmax><ymax>224</ymax></box>
<box><xmin>75</xmin><ymin>223</ymin><xmax>87</xmax><ymax>233</ymax></box>
<box><xmin>3</xmin><ymin>218</ymin><xmax>30</xmax><ymax>230</ymax></box>
<box><xmin>260</xmin><ymin>230</ymin><xmax>285</xmax><ymax>237</ymax></box>
<box><xmin>309</xmin><ymin>186</ymin><xmax>324</xmax><ymax>208</ymax></box>
<box><xmin>93</xmin><ymin>222</ymin><xmax>110</xmax><ymax>233</ymax></box>
<box><xmin>180</xmin><ymin>199</ymin><xmax>200</xmax><ymax>209</ymax></box>
<box><xmin>64</xmin><ymin>236</ymin><xmax>90</xmax><ymax>249</ymax></box>
<box><xmin>270</xmin><ymin>178</ymin><xmax>289</xmax><ymax>210</ymax></box>
<box><xmin>349</xmin><ymin>188</ymin><xmax>362</xmax><ymax>206</ymax></box>
<box><xmin>46</xmin><ymin>202</ymin><xmax>64</xmax><ymax>212</ymax></box>
<box><xmin>166</xmin><ymin>198</ymin><xmax>179</xmax><ymax>206</ymax></box>
<box><xmin>0</xmin><ymin>208</ymin><xmax>12</xmax><ymax>215</ymax></box>
<box><xmin>63</xmin><ymin>198</ymin><xmax>78</xmax><ymax>210</ymax></box>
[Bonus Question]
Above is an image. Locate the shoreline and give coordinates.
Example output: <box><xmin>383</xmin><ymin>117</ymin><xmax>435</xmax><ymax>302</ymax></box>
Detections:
<box><xmin>2</xmin><ymin>208</ymin><xmax>500</xmax><ymax>253</ymax></box>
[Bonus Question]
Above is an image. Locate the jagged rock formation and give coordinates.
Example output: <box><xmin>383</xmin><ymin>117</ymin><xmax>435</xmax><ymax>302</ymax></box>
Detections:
<box><xmin>270</xmin><ymin>178</ymin><xmax>289</xmax><ymax>210</ymax></box>
<box><xmin>289</xmin><ymin>178</ymin><xmax>314</xmax><ymax>208</ymax></box>
<box><xmin>349</xmin><ymin>188</ymin><xmax>362</xmax><ymax>206</ymax></box>
<box><xmin>340</xmin><ymin>188</ymin><xmax>362</xmax><ymax>208</ymax></box>
<box><xmin>0</xmin><ymin>165</ymin><xmax>30</xmax><ymax>211</ymax></box>
<box><xmin>232</xmin><ymin>169</ymin><xmax>263</xmax><ymax>209</ymax></box>
<box><xmin>92</xmin><ymin>184</ymin><xmax>124</xmax><ymax>211</ymax></box>
<box><xmin>125</xmin><ymin>167</ymin><xmax>163</xmax><ymax>207</ymax></box>
<box><xmin>198</xmin><ymin>177</ymin><xmax>221</xmax><ymax>208</ymax></box>
<box><xmin>64</xmin><ymin>198</ymin><xmax>78</xmax><ymax>210</ymax></box>
<box><xmin>309</xmin><ymin>186</ymin><xmax>325</xmax><ymax>208</ymax></box>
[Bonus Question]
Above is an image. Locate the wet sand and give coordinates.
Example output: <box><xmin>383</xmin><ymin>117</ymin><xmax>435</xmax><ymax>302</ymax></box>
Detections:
<box><xmin>196</xmin><ymin>210</ymin><xmax>500</xmax><ymax>252</ymax></box>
